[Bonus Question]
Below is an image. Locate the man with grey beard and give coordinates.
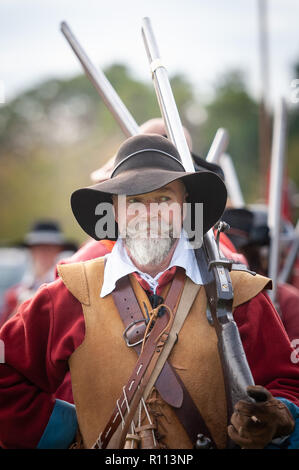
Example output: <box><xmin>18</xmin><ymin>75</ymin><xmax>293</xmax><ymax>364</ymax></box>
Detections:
<box><xmin>0</xmin><ymin>134</ymin><xmax>298</xmax><ymax>450</ymax></box>
<box><xmin>112</xmin><ymin>179</ymin><xmax>187</xmax><ymax>274</ymax></box>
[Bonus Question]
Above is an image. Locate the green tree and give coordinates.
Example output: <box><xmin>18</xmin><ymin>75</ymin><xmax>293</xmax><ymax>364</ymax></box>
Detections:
<box><xmin>194</xmin><ymin>71</ymin><xmax>260</xmax><ymax>201</ymax></box>
<box><xmin>0</xmin><ymin>63</ymin><xmax>196</xmax><ymax>243</ymax></box>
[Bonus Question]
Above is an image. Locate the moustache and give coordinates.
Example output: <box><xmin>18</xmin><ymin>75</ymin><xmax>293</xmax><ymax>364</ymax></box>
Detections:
<box><xmin>125</xmin><ymin>217</ymin><xmax>174</xmax><ymax>239</ymax></box>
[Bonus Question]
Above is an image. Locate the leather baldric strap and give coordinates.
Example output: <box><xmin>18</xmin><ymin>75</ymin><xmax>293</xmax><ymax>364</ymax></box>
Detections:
<box><xmin>111</xmin><ymin>268</ymin><xmax>216</xmax><ymax>448</ymax></box>
<box><xmin>95</xmin><ymin>269</ymin><xmax>185</xmax><ymax>449</ymax></box>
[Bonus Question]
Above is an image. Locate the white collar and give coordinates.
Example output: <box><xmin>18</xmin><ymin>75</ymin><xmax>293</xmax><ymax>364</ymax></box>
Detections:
<box><xmin>100</xmin><ymin>231</ymin><xmax>202</xmax><ymax>298</ymax></box>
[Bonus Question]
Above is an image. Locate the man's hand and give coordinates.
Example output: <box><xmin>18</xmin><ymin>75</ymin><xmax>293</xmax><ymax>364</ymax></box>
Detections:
<box><xmin>227</xmin><ymin>385</ymin><xmax>295</xmax><ymax>449</ymax></box>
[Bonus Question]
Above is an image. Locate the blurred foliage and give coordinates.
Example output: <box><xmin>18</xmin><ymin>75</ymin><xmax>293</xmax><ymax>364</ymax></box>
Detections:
<box><xmin>191</xmin><ymin>71</ymin><xmax>260</xmax><ymax>199</ymax></box>
<box><xmin>0</xmin><ymin>62</ymin><xmax>298</xmax><ymax>244</ymax></box>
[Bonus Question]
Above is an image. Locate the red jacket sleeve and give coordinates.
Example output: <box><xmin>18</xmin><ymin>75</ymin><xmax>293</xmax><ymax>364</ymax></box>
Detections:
<box><xmin>0</xmin><ymin>285</ymin><xmax>19</xmax><ymax>328</ymax></box>
<box><xmin>277</xmin><ymin>283</ymin><xmax>299</xmax><ymax>343</ymax></box>
<box><xmin>0</xmin><ymin>278</ymin><xmax>84</xmax><ymax>448</ymax></box>
<box><xmin>234</xmin><ymin>291</ymin><xmax>299</xmax><ymax>406</ymax></box>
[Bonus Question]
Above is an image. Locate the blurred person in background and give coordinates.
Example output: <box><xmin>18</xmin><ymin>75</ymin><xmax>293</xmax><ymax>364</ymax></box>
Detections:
<box><xmin>0</xmin><ymin>220</ymin><xmax>77</xmax><ymax>404</ymax></box>
<box><xmin>222</xmin><ymin>207</ymin><xmax>299</xmax><ymax>343</ymax></box>
<box><xmin>0</xmin><ymin>220</ymin><xmax>77</xmax><ymax>328</ymax></box>
<box><xmin>0</xmin><ymin>134</ymin><xmax>298</xmax><ymax>449</ymax></box>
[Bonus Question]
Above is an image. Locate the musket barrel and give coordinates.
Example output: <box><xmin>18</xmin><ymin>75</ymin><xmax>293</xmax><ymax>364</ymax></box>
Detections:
<box><xmin>142</xmin><ymin>17</ymin><xmax>225</xmax><ymax>264</ymax></box>
<box><xmin>268</xmin><ymin>98</ymin><xmax>287</xmax><ymax>302</ymax></box>
<box><xmin>142</xmin><ymin>18</ymin><xmax>194</xmax><ymax>172</ymax></box>
<box><xmin>206</xmin><ymin>128</ymin><xmax>229</xmax><ymax>163</ymax></box>
<box><xmin>60</xmin><ymin>21</ymin><xmax>139</xmax><ymax>137</ymax></box>
<box><xmin>220</xmin><ymin>153</ymin><xmax>245</xmax><ymax>208</ymax></box>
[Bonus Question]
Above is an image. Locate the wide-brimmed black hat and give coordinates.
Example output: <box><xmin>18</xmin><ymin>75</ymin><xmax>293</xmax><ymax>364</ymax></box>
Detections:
<box><xmin>71</xmin><ymin>134</ymin><xmax>227</xmax><ymax>240</ymax></box>
<box><xmin>19</xmin><ymin>220</ymin><xmax>78</xmax><ymax>252</ymax></box>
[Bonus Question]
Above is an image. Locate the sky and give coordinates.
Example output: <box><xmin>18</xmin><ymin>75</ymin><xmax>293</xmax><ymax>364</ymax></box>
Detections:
<box><xmin>1</xmin><ymin>0</ymin><xmax>299</xmax><ymax>109</ymax></box>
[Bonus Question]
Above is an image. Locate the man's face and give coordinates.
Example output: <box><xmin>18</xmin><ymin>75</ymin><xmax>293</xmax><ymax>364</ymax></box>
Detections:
<box><xmin>30</xmin><ymin>244</ymin><xmax>62</xmax><ymax>276</ymax></box>
<box><xmin>113</xmin><ymin>180</ymin><xmax>187</xmax><ymax>266</ymax></box>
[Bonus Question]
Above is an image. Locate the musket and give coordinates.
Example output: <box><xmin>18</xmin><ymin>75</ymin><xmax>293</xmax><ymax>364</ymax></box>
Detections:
<box><xmin>61</xmin><ymin>21</ymin><xmax>229</xmax><ymax>170</ymax></box>
<box><xmin>61</xmin><ymin>18</ymin><xmax>261</xmax><ymax>445</ymax></box>
<box><xmin>206</xmin><ymin>131</ymin><xmax>245</xmax><ymax>208</ymax></box>
<box><xmin>141</xmin><ymin>17</ymin><xmax>260</xmax><ymax>426</ymax></box>
<box><xmin>206</xmin><ymin>128</ymin><xmax>229</xmax><ymax>164</ymax></box>
<box><xmin>268</xmin><ymin>98</ymin><xmax>287</xmax><ymax>303</ymax></box>
<box><xmin>220</xmin><ymin>153</ymin><xmax>245</xmax><ymax>208</ymax></box>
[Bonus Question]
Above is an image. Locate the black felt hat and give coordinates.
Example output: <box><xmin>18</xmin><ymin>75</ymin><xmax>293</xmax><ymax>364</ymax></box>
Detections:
<box><xmin>20</xmin><ymin>220</ymin><xmax>78</xmax><ymax>251</ymax></box>
<box><xmin>71</xmin><ymin>134</ymin><xmax>227</xmax><ymax>240</ymax></box>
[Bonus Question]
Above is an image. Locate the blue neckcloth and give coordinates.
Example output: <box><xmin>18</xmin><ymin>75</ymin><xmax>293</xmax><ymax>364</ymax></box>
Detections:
<box><xmin>37</xmin><ymin>399</ymin><xmax>77</xmax><ymax>449</ymax></box>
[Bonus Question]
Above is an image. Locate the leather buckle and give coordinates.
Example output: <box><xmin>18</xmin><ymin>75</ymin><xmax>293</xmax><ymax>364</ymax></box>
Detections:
<box><xmin>123</xmin><ymin>319</ymin><xmax>150</xmax><ymax>348</ymax></box>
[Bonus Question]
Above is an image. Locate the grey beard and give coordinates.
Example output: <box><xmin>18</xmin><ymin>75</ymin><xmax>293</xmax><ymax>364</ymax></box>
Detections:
<box><xmin>125</xmin><ymin>235</ymin><xmax>175</xmax><ymax>267</ymax></box>
<box><xmin>121</xmin><ymin>218</ymin><xmax>178</xmax><ymax>267</ymax></box>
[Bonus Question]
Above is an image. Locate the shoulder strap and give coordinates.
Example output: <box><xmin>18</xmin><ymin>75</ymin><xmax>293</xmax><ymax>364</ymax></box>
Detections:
<box><xmin>96</xmin><ymin>269</ymin><xmax>185</xmax><ymax>449</ymax></box>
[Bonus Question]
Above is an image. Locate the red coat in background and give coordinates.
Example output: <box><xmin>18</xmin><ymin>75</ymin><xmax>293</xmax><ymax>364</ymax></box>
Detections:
<box><xmin>277</xmin><ymin>283</ymin><xmax>299</xmax><ymax>343</ymax></box>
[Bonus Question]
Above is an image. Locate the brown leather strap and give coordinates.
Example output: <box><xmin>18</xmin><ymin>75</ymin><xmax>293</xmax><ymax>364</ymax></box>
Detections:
<box><xmin>97</xmin><ymin>270</ymin><xmax>185</xmax><ymax>449</ymax></box>
<box><xmin>112</xmin><ymin>269</ymin><xmax>216</xmax><ymax>448</ymax></box>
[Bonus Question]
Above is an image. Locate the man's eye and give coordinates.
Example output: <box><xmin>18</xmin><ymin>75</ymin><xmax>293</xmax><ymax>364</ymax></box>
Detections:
<box><xmin>159</xmin><ymin>196</ymin><xmax>170</xmax><ymax>202</ymax></box>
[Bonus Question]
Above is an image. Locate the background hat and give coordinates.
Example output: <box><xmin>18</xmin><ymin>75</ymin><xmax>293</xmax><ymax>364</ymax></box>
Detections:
<box><xmin>191</xmin><ymin>152</ymin><xmax>225</xmax><ymax>181</ymax></box>
<box><xmin>140</xmin><ymin>117</ymin><xmax>225</xmax><ymax>180</ymax></box>
<box><xmin>20</xmin><ymin>220</ymin><xmax>78</xmax><ymax>251</ymax></box>
<box><xmin>71</xmin><ymin>134</ymin><xmax>227</xmax><ymax>240</ymax></box>
<box><xmin>248</xmin><ymin>203</ymin><xmax>295</xmax><ymax>248</ymax></box>
<box><xmin>247</xmin><ymin>207</ymin><xmax>270</xmax><ymax>246</ymax></box>
<box><xmin>221</xmin><ymin>208</ymin><xmax>254</xmax><ymax>249</ymax></box>
<box><xmin>90</xmin><ymin>118</ymin><xmax>224</xmax><ymax>183</ymax></box>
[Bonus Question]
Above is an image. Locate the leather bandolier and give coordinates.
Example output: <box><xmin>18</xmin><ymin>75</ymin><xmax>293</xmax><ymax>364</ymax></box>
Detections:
<box><xmin>58</xmin><ymin>257</ymin><xmax>271</xmax><ymax>449</ymax></box>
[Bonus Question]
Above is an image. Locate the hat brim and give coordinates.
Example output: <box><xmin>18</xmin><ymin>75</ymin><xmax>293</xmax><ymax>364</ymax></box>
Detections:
<box><xmin>18</xmin><ymin>240</ymin><xmax>78</xmax><ymax>251</ymax></box>
<box><xmin>71</xmin><ymin>168</ymin><xmax>227</xmax><ymax>240</ymax></box>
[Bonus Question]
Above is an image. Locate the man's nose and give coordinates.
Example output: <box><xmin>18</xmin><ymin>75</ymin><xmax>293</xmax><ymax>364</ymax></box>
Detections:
<box><xmin>143</xmin><ymin>200</ymin><xmax>156</xmax><ymax>214</ymax></box>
